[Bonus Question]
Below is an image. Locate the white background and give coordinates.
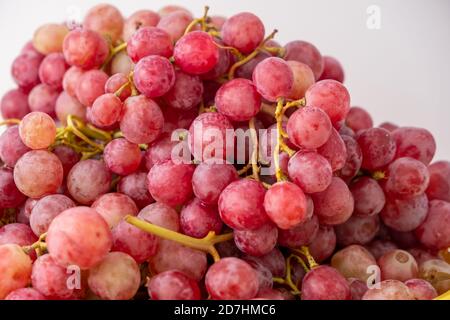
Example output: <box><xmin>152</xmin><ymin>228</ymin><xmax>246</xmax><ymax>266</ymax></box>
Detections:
<box><xmin>1</xmin><ymin>0</ymin><xmax>449</xmax><ymax>161</ymax></box>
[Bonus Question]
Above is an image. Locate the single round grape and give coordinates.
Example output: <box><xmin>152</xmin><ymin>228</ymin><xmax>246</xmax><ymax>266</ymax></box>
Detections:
<box><xmin>158</xmin><ymin>5</ymin><xmax>191</xmax><ymax>17</ymax></box>
<box><xmin>278</xmin><ymin>214</ymin><xmax>319</xmax><ymax>248</ymax></box>
<box><xmin>19</xmin><ymin>111</ymin><xmax>56</xmax><ymax>150</ymax></box>
<box><xmin>221</xmin><ymin>12</ymin><xmax>265</xmax><ymax>54</ymax></box>
<box><xmin>415</xmin><ymin>200</ymin><xmax>450</xmax><ymax>250</ymax></box>
<box><xmin>335</xmin><ymin>214</ymin><xmax>380</xmax><ymax>246</ymax></box>
<box><xmin>148</xmin><ymin>160</ymin><xmax>195</xmax><ymax>207</ymax></box>
<box><xmin>5</xmin><ymin>288</ymin><xmax>46</xmax><ymax>300</ymax></box>
<box><xmin>205</xmin><ymin>257</ymin><xmax>259</xmax><ymax>300</ymax></box>
<box><xmin>157</xmin><ymin>11</ymin><xmax>194</xmax><ymax>42</ymax></box>
<box><xmin>28</xmin><ymin>84</ymin><xmax>59</xmax><ymax>117</ymax></box>
<box><xmin>163</xmin><ymin>70</ymin><xmax>204</xmax><ymax>111</ymax></box>
<box><xmin>284</xmin><ymin>40</ymin><xmax>324</xmax><ymax>80</ymax></box>
<box><xmin>381</xmin><ymin>193</ymin><xmax>428</xmax><ymax>232</ymax></box>
<box><xmin>338</xmin><ymin>135</ymin><xmax>362</xmax><ymax>182</ymax></box>
<box><xmin>67</xmin><ymin>160</ymin><xmax>111</xmax><ymax>205</ymax></box>
<box><xmin>219</xmin><ymin>179</ymin><xmax>269</xmax><ymax>230</ymax></box>
<box><xmin>426</xmin><ymin>161</ymin><xmax>450</xmax><ymax>202</ymax></box>
<box><xmin>348</xmin><ymin>278</ymin><xmax>369</xmax><ymax>300</ymax></box>
<box><xmin>235</xmin><ymin>51</ymin><xmax>270</xmax><ymax>80</ymax></box>
<box><xmin>201</xmin><ymin>38</ymin><xmax>232</xmax><ymax>80</ymax></box>
<box><xmin>188</xmin><ymin>112</ymin><xmax>234</xmax><ymax>162</ymax></box>
<box><xmin>62</xmin><ymin>66</ymin><xmax>84</xmax><ymax>97</ymax></box>
<box><xmin>244</xmin><ymin>247</ymin><xmax>286</xmax><ymax>278</ymax></box>
<box><xmin>63</xmin><ymin>28</ymin><xmax>109</xmax><ymax>69</ymax></box>
<box><xmin>104</xmin><ymin>138</ymin><xmax>141</xmax><ymax>176</ymax></box>
<box><xmin>252</xmin><ymin>57</ymin><xmax>294</xmax><ymax>102</ymax></box>
<box><xmin>357</xmin><ymin>127</ymin><xmax>396</xmax><ymax>171</ymax></box>
<box><xmin>117</xmin><ymin>172</ymin><xmax>154</xmax><ymax>209</ymax></box>
<box><xmin>123</xmin><ymin>10</ymin><xmax>160</xmax><ymax>41</ymax></box>
<box><xmin>111</xmin><ymin>50</ymin><xmax>133</xmax><ymax>75</ymax></box>
<box><xmin>311</xmin><ymin>177</ymin><xmax>354</xmax><ymax>225</ymax></box>
<box><xmin>174</xmin><ymin>31</ymin><xmax>219</xmax><ymax>75</ymax></box>
<box><xmin>127</xmin><ymin>27</ymin><xmax>173</xmax><ymax>63</ymax></box>
<box><xmin>0</xmin><ymin>126</ymin><xmax>30</xmax><ymax>168</ymax></box>
<box><xmin>30</xmin><ymin>194</ymin><xmax>75</xmax><ymax>236</ymax></box>
<box><xmin>264</xmin><ymin>181</ymin><xmax>308</xmax><ymax>229</ymax></box>
<box><xmin>76</xmin><ymin>69</ymin><xmax>109</xmax><ymax>107</ymax></box>
<box><xmin>55</xmin><ymin>91</ymin><xmax>86</xmax><ymax>125</ymax></box>
<box><xmin>317</xmin><ymin>128</ymin><xmax>347</xmax><ymax>172</ymax></box>
<box><xmin>120</xmin><ymin>95</ymin><xmax>164</xmax><ymax>145</ymax></box>
<box><xmin>0</xmin><ymin>244</ymin><xmax>32</xmax><ymax>299</ymax></box>
<box><xmin>192</xmin><ymin>161</ymin><xmax>238</xmax><ymax>205</ymax></box>
<box><xmin>180</xmin><ymin>198</ymin><xmax>223</xmax><ymax>238</ymax></box>
<box><xmin>385</xmin><ymin>157</ymin><xmax>430</xmax><ymax>198</ymax></box>
<box><xmin>305</xmin><ymin>80</ymin><xmax>350</xmax><ymax>125</ymax></box>
<box><xmin>308</xmin><ymin>225</ymin><xmax>336</xmax><ymax>262</ymax></box>
<box><xmin>392</xmin><ymin>127</ymin><xmax>436</xmax><ymax>165</ymax></box>
<box><xmin>83</xmin><ymin>4</ymin><xmax>124</xmax><ymax>43</ymax></box>
<box><xmin>16</xmin><ymin>198</ymin><xmax>37</xmax><ymax>225</ymax></box>
<box><xmin>148</xmin><ymin>239</ymin><xmax>207</xmax><ymax>281</ymax></box>
<box><xmin>144</xmin><ymin>133</ymin><xmax>178</xmax><ymax>170</ymax></box>
<box><xmin>367</xmin><ymin>239</ymin><xmax>398</xmax><ymax>260</ymax></box>
<box><xmin>0</xmin><ymin>224</ymin><xmax>37</xmax><ymax>253</ymax></box>
<box><xmin>287</xmin><ymin>61</ymin><xmax>316</xmax><ymax>100</ymax></box>
<box><xmin>319</xmin><ymin>56</ymin><xmax>345</xmax><ymax>83</ymax></box>
<box><xmin>92</xmin><ymin>193</ymin><xmax>138</xmax><ymax>229</ymax></box>
<box><xmin>301</xmin><ymin>265</ymin><xmax>351</xmax><ymax>300</ymax></box>
<box><xmin>11</xmin><ymin>52</ymin><xmax>43</xmax><ymax>92</ymax></box>
<box><xmin>90</xmin><ymin>93</ymin><xmax>123</xmax><ymax>127</ymax></box>
<box><xmin>287</xmin><ymin>106</ymin><xmax>332</xmax><ymax>149</ymax></box>
<box><xmin>234</xmin><ymin>223</ymin><xmax>278</xmax><ymax>257</ymax></box>
<box><xmin>362</xmin><ymin>280</ymin><xmax>414</xmax><ymax>300</ymax></box>
<box><xmin>346</xmin><ymin>106</ymin><xmax>373</xmax><ymax>133</ymax></box>
<box><xmin>38</xmin><ymin>53</ymin><xmax>68</xmax><ymax>90</ymax></box>
<box><xmin>331</xmin><ymin>245</ymin><xmax>377</xmax><ymax>282</ymax></box>
<box><xmin>46</xmin><ymin>206</ymin><xmax>112</xmax><ymax>269</ymax></box>
<box><xmin>405</xmin><ymin>279</ymin><xmax>438</xmax><ymax>300</ymax></box>
<box><xmin>14</xmin><ymin>150</ymin><xmax>63</xmax><ymax>199</ymax></box>
<box><xmin>1</xmin><ymin>89</ymin><xmax>31</xmax><ymax>119</ymax></box>
<box><xmin>148</xmin><ymin>270</ymin><xmax>201</xmax><ymax>300</ymax></box>
<box><xmin>32</xmin><ymin>23</ymin><xmax>69</xmax><ymax>54</ymax></box>
<box><xmin>378</xmin><ymin>250</ymin><xmax>419</xmax><ymax>281</ymax></box>
<box><xmin>88</xmin><ymin>252</ymin><xmax>140</xmax><ymax>300</ymax></box>
<box><xmin>105</xmin><ymin>73</ymin><xmax>131</xmax><ymax>102</ymax></box>
<box><xmin>351</xmin><ymin>177</ymin><xmax>386</xmax><ymax>217</ymax></box>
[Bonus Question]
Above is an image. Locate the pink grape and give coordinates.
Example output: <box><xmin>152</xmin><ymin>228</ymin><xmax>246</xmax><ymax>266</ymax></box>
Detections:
<box><xmin>218</xmin><ymin>179</ymin><xmax>269</xmax><ymax>230</ymax></box>
<box><xmin>11</xmin><ymin>52</ymin><xmax>43</xmax><ymax>91</ymax></box>
<box><xmin>1</xmin><ymin>89</ymin><xmax>31</xmax><ymax>119</ymax></box>
<box><xmin>148</xmin><ymin>270</ymin><xmax>201</xmax><ymax>300</ymax></box>
<box><xmin>335</xmin><ymin>214</ymin><xmax>380</xmax><ymax>246</ymax></box>
<box><xmin>305</xmin><ymin>80</ymin><xmax>350</xmax><ymax>125</ymax></box>
<box><xmin>90</xmin><ymin>93</ymin><xmax>123</xmax><ymax>127</ymax></box>
<box><xmin>385</xmin><ymin>157</ymin><xmax>430</xmax><ymax>198</ymax></box>
<box><xmin>284</xmin><ymin>40</ymin><xmax>324</xmax><ymax>80</ymax></box>
<box><xmin>134</xmin><ymin>56</ymin><xmax>175</xmax><ymax>98</ymax></box>
<box><xmin>28</xmin><ymin>84</ymin><xmax>59</xmax><ymax>117</ymax></box>
<box><xmin>415</xmin><ymin>200</ymin><xmax>450</xmax><ymax>250</ymax></box>
<box><xmin>55</xmin><ymin>91</ymin><xmax>86</xmax><ymax>125</ymax></box>
<box><xmin>252</xmin><ymin>57</ymin><xmax>294</xmax><ymax>102</ymax></box>
<box><xmin>244</xmin><ymin>248</ymin><xmax>286</xmax><ymax>278</ymax></box>
<box><xmin>16</xmin><ymin>198</ymin><xmax>37</xmax><ymax>225</ymax></box>
<box><xmin>235</xmin><ymin>51</ymin><xmax>270</xmax><ymax>80</ymax></box>
<box><xmin>378</xmin><ymin>250</ymin><xmax>418</xmax><ymax>281</ymax></box>
<box><xmin>234</xmin><ymin>222</ymin><xmax>278</xmax><ymax>257</ymax></box>
<box><xmin>92</xmin><ymin>193</ymin><xmax>138</xmax><ymax>229</ymax></box>
<box><xmin>309</xmin><ymin>225</ymin><xmax>336</xmax><ymax>262</ymax></box>
<box><xmin>346</xmin><ymin>106</ymin><xmax>373</xmax><ymax>132</ymax></box>
<box><xmin>301</xmin><ymin>265</ymin><xmax>351</xmax><ymax>300</ymax></box>
<box><xmin>157</xmin><ymin>11</ymin><xmax>193</xmax><ymax>42</ymax></box>
<box><xmin>144</xmin><ymin>133</ymin><xmax>178</xmax><ymax>170</ymax></box>
<box><xmin>62</xmin><ymin>66</ymin><xmax>84</xmax><ymax>97</ymax></box>
<box><xmin>247</xmin><ymin>259</ymin><xmax>275</xmax><ymax>294</ymax></box>
<box><xmin>351</xmin><ymin>177</ymin><xmax>386</xmax><ymax>217</ymax></box>
<box><xmin>201</xmin><ymin>38</ymin><xmax>232</xmax><ymax>80</ymax></box>
<box><xmin>117</xmin><ymin>172</ymin><xmax>154</xmax><ymax>209</ymax></box>
<box><xmin>405</xmin><ymin>279</ymin><xmax>438</xmax><ymax>300</ymax></box>
<box><xmin>111</xmin><ymin>51</ymin><xmax>133</xmax><ymax>75</ymax></box>
<box><xmin>317</xmin><ymin>128</ymin><xmax>347</xmax><ymax>172</ymax></box>
<box><xmin>278</xmin><ymin>214</ymin><xmax>319</xmax><ymax>248</ymax></box>
<box><xmin>163</xmin><ymin>70</ymin><xmax>204</xmax><ymax>111</ymax></box>
<box><xmin>426</xmin><ymin>161</ymin><xmax>450</xmax><ymax>202</ymax></box>
<box><xmin>174</xmin><ymin>31</ymin><xmax>220</xmax><ymax>75</ymax></box>
<box><xmin>0</xmin><ymin>126</ymin><xmax>30</xmax><ymax>168</ymax></box>
<box><xmin>14</xmin><ymin>150</ymin><xmax>63</xmax><ymax>199</ymax></box>
<box><xmin>33</xmin><ymin>23</ymin><xmax>69</xmax><ymax>55</ymax></box>
<box><xmin>381</xmin><ymin>193</ymin><xmax>428</xmax><ymax>232</ymax></box>
<box><xmin>46</xmin><ymin>206</ymin><xmax>112</xmax><ymax>269</ymax></box>
<box><xmin>331</xmin><ymin>245</ymin><xmax>377</xmax><ymax>282</ymax></box>
<box><xmin>180</xmin><ymin>198</ymin><xmax>223</xmax><ymax>238</ymax></box>
<box><xmin>362</xmin><ymin>280</ymin><xmax>414</xmax><ymax>300</ymax></box>
<box><xmin>0</xmin><ymin>223</ymin><xmax>37</xmax><ymax>250</ymax></box>
<box><xmin>148</xmin><ymin>160</ymin><xmax>195</xmax><ymax>207</ymax></box>
<box><xmin>104</xmin><ymin>138</ymin><xmax>141</xmax><ymax>176</ymax></box>
<box><xmin>127</xmin><ymin>27</ymin><xmax>173</xmax><ymax>62</ymax></box>
<box><xmin>5</xmin><ymin>288</ymin><xmax>46</xmax><ymax>300</ymax></box>
<box><xmin>339</xmin><ymin>124</ymin><xmax>355</xmax><ymax>137</ymax></box>
<box><xmin>357</xmin><ymin>127</ymin><xmax>396</xmax><ymax>171</ymax></box>
<box><xmin>19</xmin><ymin>111</ymin><xmax>56</xmax><ymax>149</ymax></box>
<box><xmin>52</xmin><ymin>145</ymin><xmax>80</xmax><ymax>177</ymax></box>
<box><xmin>367</xmin><ymin>240</ymin><xmax>398</xmax><ymax>260</ymax></box>
<box><xmin>221</xmin><ymin>12</ymin><xmax>265</xmax><ymax>54</ymax></box>
<box><xmin>392</xmin><ymin>127</ymin><xmax>436</xmax><ymax>165</ymax></box>
<box><xmin>205</xmin><ymin>257</ymin><xmax>259</xmax><ymax>300</ymax></box>
<box><xmin>264</xmin><ymin>181</ymin><xmax>308</xmax><ymax>229</ymax></box>
<box><xmin>0</xmin><ymin>244</ymin><xmax>32</xmax><ymax>299</ymax></box>
<box><xmin>21</xmin><ymin>40</ymin><xmax>44</xmax><ymax>57</ymax></box>
<box><xmin>158</xmin><ymin>5</ymin><xmax>191</xmax><ymax>17</ymax></box>
<box><xmin>105</xmin><ymin>73</ymin><xmax>131</xmax><ymax>102</ymax></box>
<box><xmin>379</xmin><ymin>122</ymin><xmax>398</xmax><ymax>132</ymax></box>
<box><xmin>63</xmin><ymin>29</ymin><xmax>109</xmax><ymax>69</ymax></box>
<box><xmin>67</xmin><ymin>160</ymin><xmax>112</xmax><ymax>205</ymax></box>
<box><xmin>88</xmin><ymin>252</ymin><xmax>140</xmax><ymax>300</ymax></box>
<box><xmin>123</xmin><ymin>10</ymin><xmax>161</xmax><ymax>41</ymax></box>
<box><xmin>30</xmin><ymin>194</ymin><xmax>75</xmax><ymax>236</ymax></box>
<box><xmin>38</xmin><ymin>53</ymin><xmax>68</xmax><ymax>90</ymax></box>
<box><xmin>311</xmin><ymin>177</ymin><xmax>354</xmax><ymax>225</ymax></box>
<box><xmin>138</xmin><ymin>202</ymin><xmax>180</xmax><ymax>233</ymax></box>
<box><xmin>319</xmin><ymin>56</ymin><xmax>345</xmax><ymax>83</ymax></box>
<box><xmin>76</xmin><ymin>69</ymin><xmax>108</xmax><ymax>107</ymax></box>
<box><xmin>338</xmin><ymin>135</ymin><xmax>362</xmax><ymax>182</ymax></box>
<box><xmin>287</xmin><ymin>61</ymin><xmax>316</xmax><ymax>100</ymax></box>
<box><xmin>83</xmin><ymin>4</ymin><xmax>124</xmax><ymax>43</ymax></box>
<box><xmin>120</xmin><ymin>95</ymin><xmax>164</xmax><ymax>144</ymax></box>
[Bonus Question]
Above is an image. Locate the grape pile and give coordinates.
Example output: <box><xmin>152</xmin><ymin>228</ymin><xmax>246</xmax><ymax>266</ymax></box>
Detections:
<box><xmin>0</xmin><ymin>3</ymin><xmax>449</xmax><ymax>301</ymax></box>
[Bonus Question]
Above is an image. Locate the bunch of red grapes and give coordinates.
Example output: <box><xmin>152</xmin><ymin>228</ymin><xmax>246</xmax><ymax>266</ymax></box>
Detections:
<box><xmin>0</xmin><ymin>3</ymin><xmax>449</xmax><ymax>301</ymax></box>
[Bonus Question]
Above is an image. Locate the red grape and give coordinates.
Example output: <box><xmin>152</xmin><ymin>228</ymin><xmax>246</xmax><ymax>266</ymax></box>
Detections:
<box><xmin>38</xmin><ymin>53</ymin><xmax>68</xmax><ymax>90</ymax></box>
<box><xmin>105</xmin><ymin>73</ymin><xmax>131</xmax><ymax>102</ymax></box>
<box><xmin>381</xmin><ymin>193</ymin><xmax>428</xmax><ymax>232</ymax></box>
<box><xmin>234</xmin><ymin>222</ymin><xmax>278</xmax><ymax>256</ymax></box>
<box><xmin>180</xmin><ymin>198</ymin><xmax>223</xmax><ymax>238</ymax></box>
<box><xmin>83</xmin><ymin>4</ymin><xmax>124</xmax><ymax>43</ymax></box>
<box><xmin>278</xmin><ymin>214</ymin><xmax>319</xmax><ymax>248</ymax></box>
<box><xmin>392</xmin><ymin>127</ymin><xmax>436</xmax><ymax>165</ymax></box>
<box><xmin>16</xmin><ymin>198</ymin><xmax>37</xmax><ymax>225</ymax></box>
<box><xmin>338</xmin><ymin>135</ymin><xmax>362</xmax><ymax>182</ymax></box>
<box><xmin>351</xmin><ymin>177</ymin><xmax>386</xmax><ymax>217</ymax></box>
<box><xmin>76</xmin><ymin>69</ymin><xmax>108</xmax><ymax>107</ymax></box>
<box><xmin>157</xmin><ymin>11</ymin><xmax>193</xmax><ymax>42</ymax></box>
<box><xmin>104</xmin><ymin>138</ymin><xmax>141</xmax><ymax>176</ymax></box>
<box><xmin>11</xmin><ymin>52</ymin><xmax>43</xmax><ymax>91</ymax></box>
<box><xmin>52</xmin><ymin>145</ymin><xmax>80</xmax><ymax>177</ymax></box>
<box><xmin>301</xmin><ymin>265</ymin><xmax>351</xmax><ymax>300</ymax></box>
<box><xmin>123</xmin><ymin>10</ymin><xmax>161</xmax><ymax>41</ymax></box>
<box><xmin>1</xmin><ymin>89</ymin><xmax>31</xmax><ymax>119</ymax></box>
<box><xmin>367</xmin><ymin>239</ymin><xmax>398</xmax><ymax>260</ymax></box>
<box><xmin>133</xmin><ymin>55</ymin><xmax>175</xmax><ymax>99</ymax></box>
<box><xmin>92</xmin><ymin>193</ymin><xmax>138</xmax><ymax>229</ymax></box>
<box><xmin>55</xmin><ymin>91</ymin><xmax>86</xmax><ymax>125</ymax></box>
<box><xmin>331</xmin><ymin>245</ymin><xmax>377</xmax><ymax>282</ymax></box>
<box><xmin>244</xmin><ymin>247</ymin><xmax>286</xmax><ymax>278</ymax></box>
<box><xmin>138</xmin><ymin>202</ymin><xmax>180</xmax><ymax>232</ymax></box>
<box><xmin>201</xmin><ymin>38</ymin><xmax>232</xmax><ymax>80</ymax></box>
<box><xmin>235</xmin><ymin>51</ymin><xmax>270</xmax><ymax>80</ymax></box>
<box><xmin>117</xmin><ymin>172</ymin><xmax>154</xmax><ymax>209</ymax></box>
<box><xmin>158</xmin><ymin>5</ymin><xmax>191</xmax><ymax>17</ymax></box>
<box><xmin>144</xmin><ymin>133</ymin><xmax>178</xmax><ymax>170</ymax></box>
<box><xmin>426</xmin><ymin>161</ymin><xmax>450</xmax><ymax>202</ymax></box>
<box><xmin>405</xmin><ymin>278</ymin><xmax>438</xmax><ymax>300</ymax></box>
<box><xmin>335</xmin><ymin>214</ymin><xmax>380</xmax><ymax>246</ymax></box>
<box><xmin>111</xmin><ymin>50</ymin><xmax>133</xmax><ymax>75</ymax></box>
<box><xmin>415</xmin><ymin>199</ymin><xmax>450</xmax><ymax>250</ymax></box>
<box><xmin>0</xmin><ymin>244</ymin><xmax>32</xmax><ymax>299</ymax></box>
<box><xmin>0</xmin><ymin>125</ymin><xmax>30</xmax><ymax>168</ymax></box>
<box><xmin>348</xmin><ymin>278</ymin><xmax>368</xmax><ymax>300</ymax></box>
<box><xmin>385</xmin><ymin>157</ymin><xmax>430</xmax><ymax>198</ymax></box>
<box><xmin>379</xmin><ymin>122</ymin><xmax>398</xmax><ymax>132</ymax></box>
<box><xmin>148</xmin><ymin>270</ymin><xmax>201</xmax><ymax>300</ymax></box>
<box><xmin>221</xmin><ymin>12</ymin><xmax>265</xmax><ymax>54</ymax></box>
<box><xmin>309</xmin><ymin>225</ymin><xmax>336</xmax><ymax>262</ymax></box>
<box><xmin>127</xmin><ymin>26</ymin><xmax>173</xmax><ymax>62</ymax></box>
<box><xmin>319</xmin><ymin>56</ymin><xmax>345</xmax><ymax>83</ymax></box>
<box><xmin>33</xmin><ymin>23</ymin><xmax>69</xmax><ymax>55</ymax></box>
<box><xmin>287</xmin><ymin>61</ymin><xmax>315</xmax><ymax>100</ymax></box>
<box><xmin>357</xmin><ymin>127</ymin><xmax>396</xmax><ymax>171</ymax></box>
<box><xmin>378</xmin><ymin>249</ymin><xmax>418</xmax><ymax>281</ymax></box>
<box><xmin>90</xmin><ymin>93</ymin><xmax>123</xmax><ymax>127</ymax></box>
<box><xmin>0</xmin><ymin>223</ymin><xmax>37</xmax><ymax>251</ymax></box>
<box><xmin>163</xmin><ymin>70</ymin><xmax>204</xmax><ymax>111</ymax></box>
<box><xmin>362</xmin><ymin>280</ymin><xmax>414</xmax><ymax>300</ymax></box>
<box><xmin>346</xmin><ymin>106</ymin><xmax>373</xmax><ymax>133</ymax></box>
<box><xmin>317</xmin><ymin>128</ymin><xmax>347</xmax><ymax>172</ymax></box>
<box><xmin>62</xmin><ymin>66</ymin><xmax>84</xmax><ymax>97</ymax></box>
<box><xmin>28</xmin><ymin>84</ymin><xmax>59</xmax><ymax>117</ymax></box>
<box><xmin>284</xmin><ymin>40</ymin><xmax>324</xmax><ymax>80</ymax></box>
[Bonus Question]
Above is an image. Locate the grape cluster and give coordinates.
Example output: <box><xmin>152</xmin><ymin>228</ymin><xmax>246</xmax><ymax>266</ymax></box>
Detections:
<box><xmin>0</xmin><ymin>4</ymin><xmax>449</xmax><ymax>301</ymax></box>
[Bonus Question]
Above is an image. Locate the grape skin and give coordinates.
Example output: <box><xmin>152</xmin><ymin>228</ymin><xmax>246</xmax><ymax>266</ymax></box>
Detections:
<box><xmin>11</xmin><ymin>52</ymin><xmax>43</xmax><ymax>91</ymax></box>
<box><xmin>92</xmin><ymin>193</ymin><xmax>138</xmax><ymax>229</ymax></box>
<box><xmin>76</xmin><ymin>70</ymin><xmax>109</xmax><ymax>107</ymax></box>
<box><xmin>385</xmin><ymin>157</ymin><xmax>430</xmax><ymax>198</ymax></box>
<box><xmin>426</xmin><ymin>161</ymin><xmax>450</xmax><ymax>202</ymax></box>
<box><xmin>415</xmin><ymin>199</ymin><xmax>450</xmax><ymax>250</ymax></box>
<box><xmin>104</xmin><ymin>138</ymin><xmax>142</xmax><ymax>176</ymax></box>
<box><xmin>28</xmin><ymin>84</ymin><xmax>59</xmax><ymax>117</ymax></box>
<box><xmin>308</xmin><ymin>225</ymin><xmax>336</xmax><ymax>262</ymax></box>
<box><xmin>345</xmin><ymin>106</ymin><xmax>373</xmax><ymax>133</ymax></box>
<box><xmin>0</xmin><ymin>244</ymin><xmax>33</xmax><ymax>299</ymax></box>
<box><xmin>52</xmin><ymin>145</ymin><xmax>80</xmax><ymax>177</ymax></box>
<box><xmin>335</xmin><ymin>214</ymin><xmax>380</xmax><ymax>246</ymax></box>
<box><xmin>0</xmin><ymin>167</ymin><xmax>27</xmax><ymax>208</ymax></box>
<box><xmin>331</xmin><ymin>245</ymin><xmax>377</xmax><ymax>282</ymax></box>
<box><xmin>38</xmin><ymin>53</ymin><xmax>68</xmax><ymax>90</ymax></box>
<box><xmin>244</xmin><ymin>248</ymin><xmax>286</xmax><ymax>278</ymax></box>
<box><xmin>163</xmin><ymin>70</ymin><xmax>204</xmax><ymax>111</ymax></box>
<box><xmin>234</xmin><ymin>222</ymin><xmax>278</xmax><ymax>257</ymax></box>
<box><xmin>350</xmin><ymin>177</ymin><xmax>386</xmax><ymax>217</ymax></box>
<box><xmin>405</xmin><ymin>278</ymin><xmax>438</xmax><ymax>300</ymax></box>
<box><xmin>19</xmin><ymin>111</ymin><xmax>56</xmax><ymax>150</ymax></box>
<box><xmin>362</xmin><ymin>280</ymin><xmax>414</xmax><ymax>300</ymax></box>
<box><xmin>138</xmin><ymin>202</ymin><xmax>180</xmax><ymax>232</ymax></box>
<box><xmin>55</xmin><ymin>91</ymin><xmax>86</xmax><ymax>125</ymax></box>
<box><xmin>1</xmin><ymin>89</ymin><xmax>31</xmax><ymax>120</ymax></box>
<box><xmin>319</xmin><ymin>56</ymin><xmax>345</xmax><ymax>83</ymax></box>
<box><xmin>301</xmin><ymin>265</ymin><xmax>351</xmax><ymax>300</ymax></box>
<box><xmin>317</xmin><ymin>128</ymin><xmax>347</xmax><ymax>172</ymax></box>
<box><xmin>287</xmin><ymin>61</ymin><xmax>315</xmax><ymax>100</ymax></box>
<box><xmin>62</xmin><ymin>66</ymin><xmax>84</xmax><ymax>97</ymax></box>
<box><xmin>83</xmin><ymin>4</ymin><xmax>124</xmax><ymax>43</ymax></box>
<box><xmin>221</xmin><ymin>12</ymin><xmax>265</xmax><ymax>54</ymax></box>
<box><xmin>357</xmin><ymin>127</ymin><xmax>396</xmax><ymax>171</ymax></box>
<box><xmin>278</xmin><ymin>214</ymin><xmax>319</xmax><ymax>248</ymax></box>
<box><xmin>105</xmin><ymin>73</ymin><xmax>131</xmax><ymax>102</ymax></box>
<box><xmin>284</xmin><ymin>40</ymin><xmax>324</xmax><ymax>80</ymax></box>
<box><xmin>147</xmin><ymin>270</ymin><xmax>201</xmax><ymax>300</ymax></box>
<box><xmin>32</xmin><ymin>23</ymin><xmax>69</xmax><ymax>55</ymax></box>
<box><xmin>144</xmin><ymin>133</ymin><xmax>178</xmax><ymax>170</ymax></box>
<box><xmin>366</xmin><ymin>240</ymin><xmax>398</xmax><ymax>260</ymax></box>
<box><xmin>127</xmin><ymin>27</ymin><xmax>173</xmax><ymax>63</ymax></box>
<box><xmin>123</xmin><ymin>10</ymin><xmax>161</xmax><ymax>42</ymax></box>
<box><xmin>157</xmin><ymin>11</ymin><xmax>194</xmax><ymax>42</ymax></box>
<box><xmin>0</xmin><ymin>223</ymin><xmax>38</xmax><ymax>255</ymax></box>
<box><xmin>117</xmin><ymin>172</ymin><xmax>154</xmax><ymax>209</ymax></box>
<box><xmin>378</xmin><ymin>250</ymin><xmax>419</xmax><ymax>282</ymax></box>
<box><xmin>338</xmin><ymin>135</ymin><xmax>362</xmax><ymax>182</ymax></box>
<box><xmin>392</xmin><ymin>127</ymin><xmax>436</xmax><ymax>165</ymax></box>
<box><xmin>180</xmin><ymin>198</ymin><xmax>223</xmax><ymax>239</ymax></box>
<box><xmin>90</xmin><ymin>94</ymin><xmax>123</xmax><ymax>127</ymax></box>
